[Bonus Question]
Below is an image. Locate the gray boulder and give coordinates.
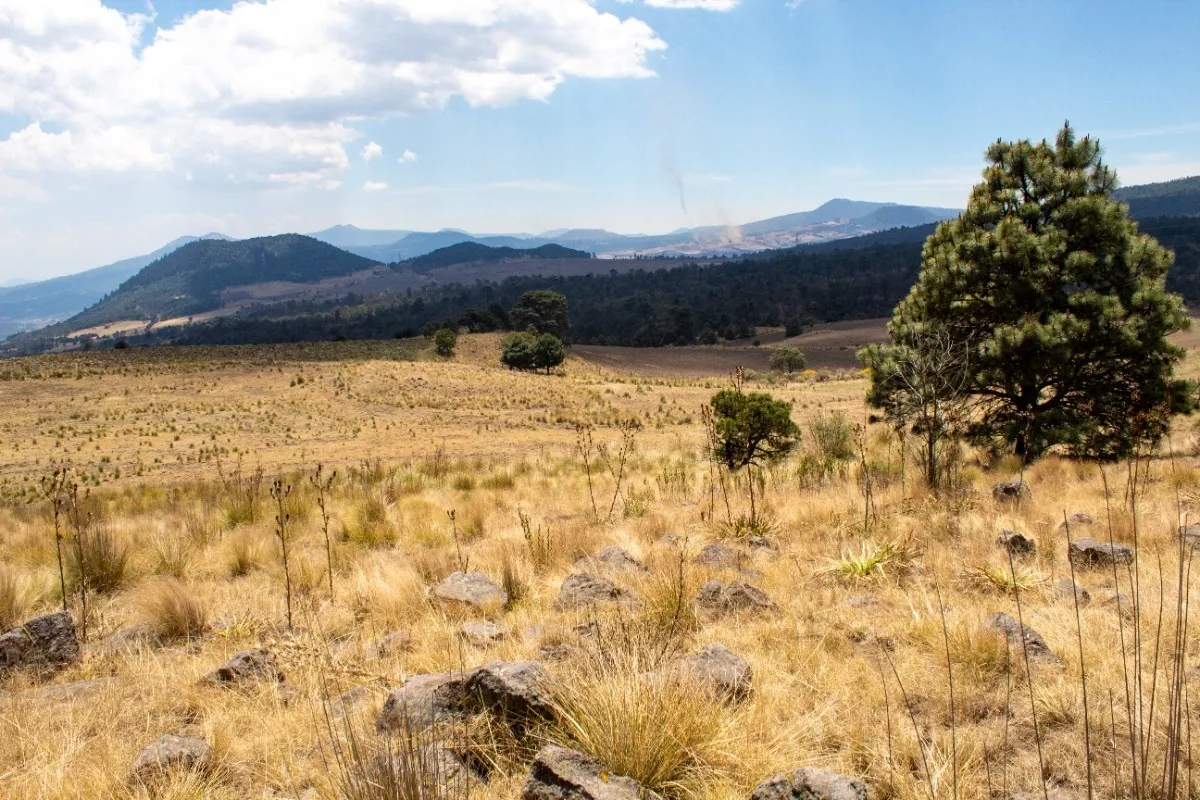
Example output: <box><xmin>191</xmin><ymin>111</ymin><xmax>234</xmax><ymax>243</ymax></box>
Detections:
<box><xmin>130</xmin><ymin>734</ymin><xmax>212</xmax><ymax>783</ymax></box>
<box><xmin>676</xmin><ymin>643</ymin><xmax>753</xmax><ymax>702</ymax></box>
<box><xmin>459</xmin><ymin>621</ymin><xmax>506</xmax><ymax>648</ymax></box>
<box><xmin>203</xmin><ymin>648</ymin><xmax>284</xmax><ymax>685</ymax></box>
<box><xmin>1068</xmin><ymin>538</ymin><xmax>1134</xmax><ymax>568</ymax></box>
<box><xmin>750</xmin><ymin>767</ymin><xmax>868</xmax><ymax>800</ymax></box>
<box><xmin>465</xmin><ymin>660</ymin><xmax>554</xmax><ymax>731</ymax></box>
<box><xmin>993</xmin><ymin>479</ymin><xmax>1032</xmax><ymax>504</ymax></box>
<box><xmin>988</xmin><ymin>613</ymin><xmax>1061</xmax><ymax>664</ymax></box>
<box><xmin>996</xmin><ymin>530</ymin><xmax>1035</xmax><ymax>556</ymax></box>
<box><xmin>522</xmin><ymin>744</ymin><xmax>654</xmax><ymax>800</ymax></box>
<box><xmin>0</xmin><ymin>611</ymin><xmax>80</xmax><ymax>678</ymax></box>
<box><xmin>696</xmin><ymin>580</ymin><xmax>777</xmax><ymax>614</ymax></box>
<box><xmin>1181</xmin><ymin>523</ymin><xmax>1200</xmax><ymax>543</ymax></box>
<box><xmin>573</xmin><ymin>546</ymin><xmax>648</xmax><ymax>574</ymax></box>
<box><xmin>1053</xmin><ymin>580</ymin><xmax>1091</xmax><ymax>607</ymax></box>
<box><xmin>1058</xmin><ymin>513</ymin><xmax>1096</xmax><ymax>535</ymax></box>
<box><xmin>694</xmin><ymin>543</ymin><xmax>744</xmax><ymax>569</ymax></box>
<box><xmin>377</xmin><ymin>672</ymin><xmax>472</xmax><ymax>732</ymax></box>
<box><xmin>555</xmin><ymin>573</ymin><xmax>636</xmax><ymax>610</ymax></box>
<box><xmin>430</xmin><ymin>571</ymin><xmax>508</xmax><ymax>611</ymax></box>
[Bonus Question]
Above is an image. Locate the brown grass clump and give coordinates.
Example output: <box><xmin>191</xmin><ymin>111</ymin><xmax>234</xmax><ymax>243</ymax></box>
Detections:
<box><xmin>134</xmin><ymin>577</ymin><xmax>209</xmax><ymax>641</ymax></box>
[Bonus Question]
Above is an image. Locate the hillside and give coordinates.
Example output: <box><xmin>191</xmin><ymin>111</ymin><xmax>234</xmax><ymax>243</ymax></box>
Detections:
<box><xmin>1115</xmin><ymin>175</ymin><xmax>1200</xmax><ymax>218</ymax></box>
<box><xmin>60</xmin><ymin>235</ymin><xmax>381</xmax><ymax>331</ymax></box>
<box><xmin>403</xmin><ymin>242</ymin><xmax>591</xmax><ymax>273</ymax></box>
<box><xmin>0</xmin><ymin>234</ymin><xmax>231</xmax><ymax>337</ymax></box>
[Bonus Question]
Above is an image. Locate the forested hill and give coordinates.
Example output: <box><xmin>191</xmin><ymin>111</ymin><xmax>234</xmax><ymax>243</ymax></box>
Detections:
<box><xmin>403</xmin><ymin>242</ymin><xmax>591</xmax><ymax>273</ymax></box>
<box><xmin>1115</xmin><ymin>176</ymin><xmax>1200</xmax><ymax>219</ymax></box>
<box><xmin>59</xmin><ymin>235</ymin><xmax>381</xmax><ymax>331</ymax></box>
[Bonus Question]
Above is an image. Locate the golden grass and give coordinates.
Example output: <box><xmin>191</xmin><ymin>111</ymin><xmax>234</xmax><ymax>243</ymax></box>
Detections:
<box><xmin>2</xmin><ymin>337</ymin><xmax>1200</xmax><ymax>799</ymax></box>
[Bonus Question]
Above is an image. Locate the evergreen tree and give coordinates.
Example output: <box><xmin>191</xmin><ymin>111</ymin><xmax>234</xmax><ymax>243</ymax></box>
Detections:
<box><xmin>769</xmin><ymin>346</ymin><xmax>807</xmax><ymax>374</ymax></box>
<box><xmin>867</xmin><ymin>124</ymin><xmax>1196</xmax><ymax>461</ymax></box>
<box><xmin>434</xmin><ymin>327</ymin><xmax>457</xmax><ymax>357</ymax></box>
<box><xmin>511</xmin><ymin>290</ymin><xmax>570</xmax><ymax>337</ymax></box>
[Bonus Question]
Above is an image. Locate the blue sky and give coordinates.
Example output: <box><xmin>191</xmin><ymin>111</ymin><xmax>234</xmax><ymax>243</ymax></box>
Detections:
<box><xmin>2</xmin><ymin>0</ymin><xmax>1199</xmax><ymax>280</ymax></box>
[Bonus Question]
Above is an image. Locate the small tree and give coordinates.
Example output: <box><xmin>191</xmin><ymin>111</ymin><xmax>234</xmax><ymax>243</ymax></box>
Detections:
<box><xmin>511</xmin><ymin>290</ymin><xmax>570</xmax><ymax>336</ymax></box>
<box><xmin>501</xmin><ymin>332</ymin><xmax>538</xmax><ymax>370</ymax></box>
<box><xmin>861</xmin><ymin>326</ymin><xmax>973</xmax><ymax>492</ymax></box>
<box><xmin>709</xmin><ymin>378</ymin><xmax>799</xmax><ymax>524</ymax></box>
<box><xmin>769</xmin><ymin>346</ymin><xmax>807</xmax><ymax>374</ymax></box>
<box><xmin>434</xmin><ymin>327</ymin><xmax>457</xmax><ymax>357</ymax></box>
<box><xmin>533</xmin><ymin>333</ymin><xmax>565</xmax><ymax>373</ymax></box>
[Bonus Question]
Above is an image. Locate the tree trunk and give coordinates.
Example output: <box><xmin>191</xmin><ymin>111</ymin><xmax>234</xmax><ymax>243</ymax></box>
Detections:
<box><xmin>748</xmin><ymin>468</ymin><xmax>756</xmax><ymax>524</ymax></box>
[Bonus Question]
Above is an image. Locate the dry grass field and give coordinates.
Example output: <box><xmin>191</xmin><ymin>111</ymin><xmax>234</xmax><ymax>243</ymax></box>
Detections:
<box><xmin>3</xmin><ymin>329</ymin><xmax>1200</xmax><ymax>800</ymax></box>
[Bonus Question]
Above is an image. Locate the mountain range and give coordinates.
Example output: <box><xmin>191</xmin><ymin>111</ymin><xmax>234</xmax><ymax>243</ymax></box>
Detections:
<box><xmin>3</xmin><ymin>177</ymin><xmax>1197</xmax><ymax>342</ymax></box>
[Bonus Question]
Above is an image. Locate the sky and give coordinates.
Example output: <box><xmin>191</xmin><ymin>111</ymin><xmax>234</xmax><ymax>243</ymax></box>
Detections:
<box><xmin>2</xmin><ymin>0</ymin><xmax>1199</xmax><ymax>281</ymax></box>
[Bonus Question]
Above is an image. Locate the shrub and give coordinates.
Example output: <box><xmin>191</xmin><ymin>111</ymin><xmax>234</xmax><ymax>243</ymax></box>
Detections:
<box><xmin>434</xmin><ymin>327</ymin><xmax>457</xmax><ymax>358</ymax></box>
<box><xmin>501</xmin><ymin>332</ymin><xmax>565</xmax><ymax>372</ymax></box>
<box><xmin>135</xmin><ymin>577</ymin><xmax>208</xmax><ymax>641</ymax></box>
<box><xmin>68</xmin><ymin>525</ymin><xmax>129</xmax><ymax>594</ymax></box>
<box><xmin>768</xmin><ymin>346</ymin><xmax>807</xmax><ymax>374</ymax></box>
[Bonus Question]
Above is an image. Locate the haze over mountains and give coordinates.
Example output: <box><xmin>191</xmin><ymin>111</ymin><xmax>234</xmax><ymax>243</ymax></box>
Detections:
<box><xmin>3</xmin><ymin>177</ymin><xmax>1198</xmax><ymax>344</ymax></box>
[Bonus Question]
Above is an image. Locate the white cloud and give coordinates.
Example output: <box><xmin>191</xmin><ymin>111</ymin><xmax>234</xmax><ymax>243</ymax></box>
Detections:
<box><xmin>399</xmin><ymin>149</ymin><xmax>419</xmax><ymax>164</ymax></box>
<box><xmin>362</xmin><ymin>141</ymin><xmax>383</xmax><ymax>162</ymax></box>
<box><xmin>363</xmin><ymin>180</ymin><xmax>388</xmax><ymax>192</ymax></box>
<box><xmin>0</xmin><ymin>0</ymin><xmax>666</xmax><ymax>191</ymax></box>
<box><xmin>645</xmin><ymin>0</ymin><xmax>740</xmax><ymax>9</ymax></box>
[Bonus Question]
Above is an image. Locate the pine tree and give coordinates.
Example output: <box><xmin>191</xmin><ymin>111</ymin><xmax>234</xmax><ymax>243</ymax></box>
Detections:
<box><xmin>867</xmin><ymin>123</ymin><xmax>1196</xmax><ymax>461</ymax></box>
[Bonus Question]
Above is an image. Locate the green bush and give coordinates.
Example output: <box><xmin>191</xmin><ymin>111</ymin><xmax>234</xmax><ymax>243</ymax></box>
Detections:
<box><xmin>501</xmin><ymin>332</ymin><xmax>564</xmax><ymax>373</ymax></box>
<box><xmin>434</xmin><ymin>327</ymin><xmax>457</xmax><ymax>357</ymax></box>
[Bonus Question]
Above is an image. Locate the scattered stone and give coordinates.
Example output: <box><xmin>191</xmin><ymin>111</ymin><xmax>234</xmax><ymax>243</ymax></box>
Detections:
<box><xmin>1103</xmin><ymin>592</ymin><xmax>1138</xmax><ymax>620</ymax></box>
<box><xmin>465</xmin><ymin>660</ymin><xmax>554</xmax><ymax>731</ymax></box>
<box><xmin>522</xmin><ymin>744</ymin><xmax>654</xmax><ymax>800</ymax></box>
<box><xmin>327</xmin><ymin>685</ymin><xmax>376</xmax><ymax>720</ymax></box>
<box><xmin>843</xmin><ymin>594</ymin><xmax>880</xmax><ymax>609</ymax></box>
<box><xmin>694</xmin><ymin>543</ymin><xmax>743</xmax><ymax>569</ymax></box>
<box><xmin>992</xmin><ymin>479</ymin><xmax>1032</xmax><ymax>504</ymax></box>
<box><xmin>996</xmin><ymin>530</ymin><xmax>1036</xmax><ymax>556</ymax></box>
<box><xmin>696</xmin><ymin>580</ymin><xmax>778</xmax><ymax>614</ymax></box>
<box><xmin>554</xmin><ymin>573</ymin><xmax>636</xmax><ymax>610</ymax></box>
<box><xmin>573</xmin><ymin>546</ymin><xmax>648</xmax><ymax>574</ymax></box>
<box><xmin>459</xmin><ymin>622</ymin><xmax>506</xmax><ymax>648</ymax></box>
<box><xmin>1058</xmin><ymin>513</ymin><xmax>1096</xmax><ymax>534</ymax></box>
<box><xmin>0</xmin><ymin>611</ymin><xmax>80</xmax><ymax>678</ymax></box>
<box><xmin>539</xmin><ymin>643</ymin><xmax>581</xmax><ymax>662</ymax></box>
<box><xmin>430</xmin><ymin>571</ymin><xmax>508</xmax><ymax>611</ymax></box>
<box><xmin>1181</xmin><ymin>523</ymin><xmax>1200</xmax><ymax>544</ymax></box>
<box><xmin>374</xmin><ymin>630</ymin><xmax>413</xmax><ymax>657</ymax></box>
<box><xmin>749</xmin><ymin>767</ymin><xmax>868</xmax><ymax>800</ymax></box>
<box><xmin>203</xmin><ymin>648</ymin><xmax>284</xmax><ymax>685</ymax></box>
<box><xmin>988</xmin><ymin>613</ymin><xmax>1061</xmax><ymax>664</ymax></box>
<box><xmin>93</xmin><ymin>623</ymin><xmax>164</xmax><ymax>657</ymax></box>
<box><xmin>675</xmin><ymin>643</ymin><xmax>753</xmax><ymax>702</ymax></box>
<box><xmin>1069</xmin><ymin>538</ymin><xmax>1134</xmax><ymax>569</ymax></box>
<box><xmin>377</xmin><ymin>672</ymin><xmax>472</xmax><ymax>732</ymax></box>
<box><xmin>1053</xmin><ymin>580</ymin><xmax>1091</xmax><ymax>607</ymax></box>
<box><xmin>130</xmin><ymin>734</ymin><xmax>212</xmax><ymax>783</ymax></box>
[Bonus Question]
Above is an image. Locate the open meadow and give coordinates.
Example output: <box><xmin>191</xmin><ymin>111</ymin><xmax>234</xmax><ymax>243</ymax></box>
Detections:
<box><xmin>3</xmin><ymin>329</ymin><xmax>1200</xmax><ymax>800</ymax></box>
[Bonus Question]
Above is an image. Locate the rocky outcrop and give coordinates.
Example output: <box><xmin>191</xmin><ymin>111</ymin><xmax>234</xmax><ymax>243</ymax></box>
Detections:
<box><xmin>675</xmin><ymin>643</ymin><xmax>753</xmax><ymax>702</ymax></box>
<box><xmin>0</xmin><ymin>611</ymin><xmax>80</xmax><ymax>678</ymax></box>
<box><xmin>696</xmin><ymin>580</ymin><xmax>777</xmax><ymax>614</ymax></box>
<box><xmin>130</xmin><ymin>734</ymin><xmax>212</xmax><ymax>783</ymax></box>
<box><xmin>573</xmin><ymin>546</ymin><xmax>648</xmax><ymax>574</ymax></box>
<box><xmin>1068</xmin><ymin>538</ymin><xmax>1134</xmax><ymax>569</ymax></box>
<box><xmin>988</xmin><ymin>613</ymin><xmax>1061</xmax><ymax>664</ymax></box>
<box><xmin>522</xmin><ymin>744</ymin><xmax>655</xmax><ymax>800</ymax></box>
<box><xmin>377</xmin><ymin>660</ymin><xmax>553</xmax><ymax>735</ymax></box>
<box><xmin>749</xmin><ymin>767</ymin><xmax>868</xmax><ymax>800</ymax></box>
<box><xmin>992</xmin><ymin>479</ymin><xmax>1031</xmax><ymax>504</ymax></box>
<box><xmin>554</xmin><ymin>573</ymin><xmax>636</xmax><ymax>610</ymax></box>
<box><xmin>203</xmin><ymin>648</ymin><xmax>284</xmax><ymax>685</ymax></box>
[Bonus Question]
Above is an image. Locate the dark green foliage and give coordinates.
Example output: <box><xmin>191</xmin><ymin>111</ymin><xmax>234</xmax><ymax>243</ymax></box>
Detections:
<box><xmin>511</xmin><ymin>290</ymin><xmax>570</xmax><ymax>336</ymax></box>
<box><xmin>872</xmin><ymin>124</ymin><xmax>1196</xmax><ymax>461</ymax></box>
<box><xmin>434</xmin><ymin>327</ymin><xmax>457</xmax><ymax>357</ymax></box>
<box><xmin>1115</xmin><ymin>176</ymin><xmax>1200</xmax><ymax>219</ymax></box>
<box><xmin>500</xmin><ymin>332</ymin><xmax>564</xmax><ymax>372</ymax></box>
<box><xmin>402</xmin><ymin>242</ymin><xmax>590</xmax><ymax>273</ymax></box>
<box><xmin>710</xmin><ymin>389</ymin><xmax>799</xmax><ymax>470</ymax></box>
<box><xmin>768</xmin><ymin>347</ymin><xmax>807</xmax><ymax>373</ymax></box>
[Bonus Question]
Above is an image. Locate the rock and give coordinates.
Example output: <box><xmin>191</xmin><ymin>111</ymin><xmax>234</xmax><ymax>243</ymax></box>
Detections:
<box><xmin>130</xmin><ymin>734</ymin><xmax>212</xmax><ymax>783</ymax></box>
<box><xmin>203</xmin><ymin>648</ymin><xmax>284</xmax><ymax>685</ymax></box>
<box><xmin>522</xmin><ymin>744</ymin><xmax>654</xmax><ymax>800</ymax></box>
<box><xmin>327</xmin><ymin>685</ymin><xmax>376</xmax><ymax>720</ymax></box>
<box><xmin>1103</xmin><ymin>592</ymin><xmax>1138</xmax><ymax>620</ymax></box>
<box><xmin>1068</xmin><ymin>538</ymin><xmax>1134</xmax><ymax>569</ymax></box>
<box><xmin>377</xmin><ymin>672</ymin><xmax>473</xmax><ymax>732</ymax></box>
<box><xmin>375</xmin><ymin>630</ymin><xmax>413</xmax><ymax>657</ymax></box>
<box><xmin>1181</xmin><ymin>523</ymin><xmax>1200</xmax><ymax>543</ymax></box>
<box><xmin>375</xmin><ymin>745</ymin><xmax>479</xmax><ymax>791</ymax></box>
<box><xmin>0</xmin><ymin>611</ymin><xmax>80</xmax><ymax>678</ymax></box>
<box><xmin>996</xmin><ymin>530</ymin><xmax>1036</xmax><ymax>556</ymax></box>
<box><xmin>675</xmin><ymin>643</ymin><xmax>753</xmax><ymax>702</ymax></box>
<box><xmin>573</xmin><ymin>546</ymin><xmax>648</xmax><ymax>574</ymax></box>
<box><xmin>694</xmin><ymin>543</ymin><xmax>744</xmax><ymax>569</ymax></box>
<box><xmin>539</xmin><ymin>643</ymin><xmax>581</xmax><ymax>662</ymax></box>
<box><xmin>843</xmin><ymin>594</ymin><xmax>880</xmax><ymax>609</ymax></box>
<box><xmin>747</xmin><ymin>535</ymin><xmax>777</xmax><ymax>552</ymax></box>
<box><xmin>94</xmin><ymin>623</ymin><xmax>163</xmax><ymax>657</ymax></box>
<box><xmin>696</xmin><ymin>580</ymin><xmax>778</xmax><ymax>614</ymax></box>
<box><xmin>430</xmin><ymin>571</ymin><xmax>508</xmax><ymax>611</ymax></box>
<box><xmin>554</xmin><ymin>573</ymin><xmax>636</xmax><ymax>610</ymax></box>
<box><xmin>1058</xmin><ymin>513</ymin><xmax>1096</xmax><ymax>534</ymax></box>
<box><xmin>988</xmin><ymin>613</ymin><xmax>1061</xmax><ymax>664</ymax></box>
<box><xmin>1053</xmin><ymin>580</ymin><xmax>1090</xmax><ymax>607</ymax></box>
<box><xmin>993</xmin><ymin>479</ymin><xmax>1032</xmax><ymax>504</ymax></box>
<box><xmin>749</xmin><ymin>767</ymin><xmax>868</xmax><ymax>800</ymax></box>
<box><xmin>465</xmin><ymin>660</ymin><xmax>554</xmax><ymax>731</ymax></box>
<box><xmin>459</xmin><ymin>621</ymin><xmax>506</xmax><ymax>648</ymax></box>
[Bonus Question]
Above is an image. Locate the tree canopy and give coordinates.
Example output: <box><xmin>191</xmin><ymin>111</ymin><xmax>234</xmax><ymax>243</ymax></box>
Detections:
<box><xmin>511</xmin><ymin>290</ymin><xmax>570</xmax><ymax>337</ymax></box>
<box><xmin>868</xmin><ymin>124</ymin><xmax>1197</xmax><ymax>461</ymax></box>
